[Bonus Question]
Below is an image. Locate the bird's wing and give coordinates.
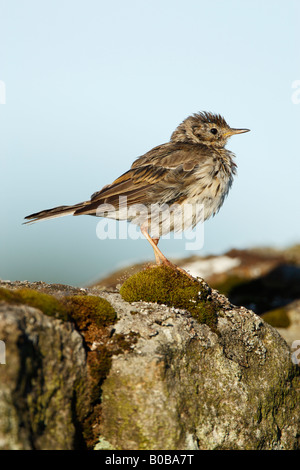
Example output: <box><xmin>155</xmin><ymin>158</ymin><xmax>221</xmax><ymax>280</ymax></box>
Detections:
<box><xmin>74</xmin><ymin>143</ymin><xmax>210</xmax><ymax>216</ymax></box>
<box><xmin>130</xmin><ymin>142</ymin><xmax>205</xmax><ymax>170</ymax></box>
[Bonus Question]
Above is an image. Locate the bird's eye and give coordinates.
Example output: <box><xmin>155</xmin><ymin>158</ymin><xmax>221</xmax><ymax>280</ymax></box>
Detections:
<box><xmin>210</xmin><ymin>128</ymin><xmax>218</xmax><ymax>135</ymax></box>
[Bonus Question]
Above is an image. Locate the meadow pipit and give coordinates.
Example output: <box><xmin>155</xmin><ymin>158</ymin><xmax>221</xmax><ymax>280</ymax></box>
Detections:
<box><xmin>25</xmin><ymin>112</ymin><xmax>249</xmax><ymax>276</ymax></box>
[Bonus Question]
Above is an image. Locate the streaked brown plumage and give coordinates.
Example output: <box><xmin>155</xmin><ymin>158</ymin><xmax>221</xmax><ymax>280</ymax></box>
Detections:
<box><xmin>25</xmin><ymin>112</ymin><xmax>249</xmax><ymax>276</ymax></box>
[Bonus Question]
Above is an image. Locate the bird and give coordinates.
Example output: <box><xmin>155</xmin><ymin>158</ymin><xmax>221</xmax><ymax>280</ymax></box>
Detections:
<box><xmin>24</xmin><ymin>112</ymin><xmax>249</xmax><ymax>277</ymax></box>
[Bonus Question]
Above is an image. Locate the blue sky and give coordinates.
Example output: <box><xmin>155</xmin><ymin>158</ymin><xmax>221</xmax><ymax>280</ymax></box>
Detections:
<box><xmin>0</xmin><ymin>0</ymin><xmax>299</xmax><ymax>286</ymax></box>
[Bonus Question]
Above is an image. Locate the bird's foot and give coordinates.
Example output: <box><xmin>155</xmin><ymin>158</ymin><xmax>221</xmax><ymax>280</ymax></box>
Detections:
<box><xmin>160</xmin><ymin>257</ymin><xmax>195</xmax><ymax>281</ymax></box>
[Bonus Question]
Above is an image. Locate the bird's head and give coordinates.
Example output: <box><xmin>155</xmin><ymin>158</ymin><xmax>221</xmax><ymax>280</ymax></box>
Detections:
<box><xmin>171</xmin><ymin>112</ymin><xmax>250</xmax><ymax>148</ymax></box>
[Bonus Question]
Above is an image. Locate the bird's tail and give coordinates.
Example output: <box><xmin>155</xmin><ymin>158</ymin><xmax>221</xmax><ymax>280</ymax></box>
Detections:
<box><xmin>24</xmin><ymin>202</ymin><xmax>88</xmax><ymax>224</ymax></box>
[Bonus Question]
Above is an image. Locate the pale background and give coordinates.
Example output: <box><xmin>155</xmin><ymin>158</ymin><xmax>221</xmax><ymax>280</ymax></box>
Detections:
<box><xmin>0</xmin><ymin>0</ymin><xmax>299</xmax><ymax>286</ymax></box>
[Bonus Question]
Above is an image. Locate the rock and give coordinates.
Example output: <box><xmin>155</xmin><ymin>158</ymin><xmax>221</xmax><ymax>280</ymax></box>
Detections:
<box><xmin>99</xmin><ymin>289</ymin><xmax>300</xmax><ymax>450</ymax></box>
<box><xmin>0</xmin><ymin>302</ymin><xmax>89</xmax><ymax>450</ymax></box>
<box><xmin>0</xmin><ymin>272</ymin><xmax>299</xmax><ymax>450</ymax></box>
<box><xmin>94</xmin><ymin>246</ymin><xmax>300</xmax><ymax>352</ymax></box>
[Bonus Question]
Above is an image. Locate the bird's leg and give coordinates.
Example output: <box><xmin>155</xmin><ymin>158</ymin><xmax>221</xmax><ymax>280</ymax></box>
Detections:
<box><xmin>152</xmin><ymin>237</ymin><xmax>161</xmax><ymax>265</ymax></box>
<box><xmin>140</xmin><ymin>225</ymin><xmax>171</xmax><ymax>266</ymax></box>
<box><xmin>140</xmin><ymin>224</ymin><xmax>194</xmax><ymax>280</ymax></box>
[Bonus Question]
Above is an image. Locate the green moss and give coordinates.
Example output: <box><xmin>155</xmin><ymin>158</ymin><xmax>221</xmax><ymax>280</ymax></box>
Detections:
<box><xmin>65</xmin><ymin>295</ymin><xmax>117</xmax><ymax>329</ymax></box>
<box><xmin>0</xmin><ymin>287</ymin><xmax>19</xmax><ymax>303</ymax></box>
<box><xmin>120</xmin><ymin>266</ymin><xmax>219</xmax><ymax>329</ymax></box>
<box><xmin>261</xmin><ymin>307</ymin><xmax>291</xmax><ymax>328</ymax></box>
<box><xmin>0</xmin><ymin>287</ymin><xmax>117</xmax><ymax>328</ymax></box>
<box><xmin>0</xmin><ymin>287</ymin><xmax>68</xmax><ymax>320</ymax></box>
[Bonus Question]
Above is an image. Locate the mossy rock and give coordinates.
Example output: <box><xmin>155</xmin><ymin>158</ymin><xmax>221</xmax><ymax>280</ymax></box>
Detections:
<box><xmin>120</xmin><ymin>266</ymin><xmax>219</xmax><ymax>329</ymax></box>
<box><xmin>0</xmin><ymin>287</ymin><xmax>117</xmax><ymax>328</ymax></box>
<box><xmin>65</xmin><ymin>295</ymin><xmax>117</xmax><ymax>329</ymax></box>
<box><xmin>0</xmin><ymin>287</ymin><xmax>68</xmax><ymax>320</ymax></box>
<box><xmin>261</xmin><ymin>307</ymin><xmax>290</xmax><ymax>328</ymax></box>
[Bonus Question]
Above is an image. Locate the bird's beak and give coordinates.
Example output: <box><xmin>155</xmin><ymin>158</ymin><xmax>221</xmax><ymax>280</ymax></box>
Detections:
<box><xmin>227</xmin><ymin>128</ymin><xmax>250</xmax><ymax>136</ymax></box>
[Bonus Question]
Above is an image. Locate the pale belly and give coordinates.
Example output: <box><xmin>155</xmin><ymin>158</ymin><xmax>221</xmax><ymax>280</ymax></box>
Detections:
<box><xmin>96</xmin><ymin>156</ymin><xmax>235</xmax><ymax>237</ymax></box>
<box><xmin>147</xmin><ymin>172</ymin><xmax>233</xmax><ymax>237</ymax></box>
